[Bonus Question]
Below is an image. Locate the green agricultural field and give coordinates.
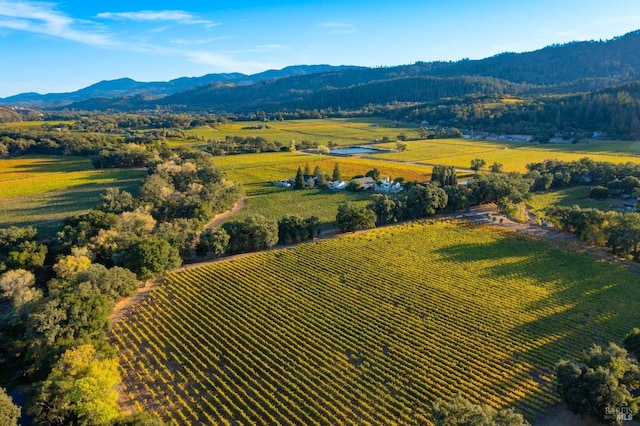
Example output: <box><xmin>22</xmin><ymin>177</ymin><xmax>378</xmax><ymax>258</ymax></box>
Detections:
<box><xmin>1</xmin><ymin>120</ymin><xmax>75</xmax><ymax>128</ymax></box>
<box><xmin>0</xmin><ymin>156</ymin><xmax>145</xmax><ymax>236</ymax></box>
<box><xmin>185</xmin><ymin>118</ymin><xmax>418</xmax><ymax>147</ymax></box>
<box><xmin>526</xmin><ymin>186</ymin><xmax>627</xmax><ymax>214</ymax></box>
<box><xmin>110</xmin><ymin>221</ymin><xmax>640</xmax><ymax>425</ymax></box>
<box><xmin>214</xmin><ymin>151</ymin><xmax>432</xmax><ymax>195</ymax></box>
<box><xmin>228</xmin><ymin>189</ymin><xmax>371</xmax><ymax>227</ymax></box>
<box><xmin>0</xmin><ymin>178</ymin><xmax>142</xmax><ymax>238</ymax></box>
<box><xmin>0</xmin><ymin>156</ymin><xmax>144</xmax><ymax>199</ymax></box>
<box><xmin>213</xmin><ymin>151</ymin><xmax>433</xmax><ymax>224</ymax></box>
<box><xmin>372</xmin><ymin>139</ymin><xmax>640</xmax><ymax>172</ymax></box>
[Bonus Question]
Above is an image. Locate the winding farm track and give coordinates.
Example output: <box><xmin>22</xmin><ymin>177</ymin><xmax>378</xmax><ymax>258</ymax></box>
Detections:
<box><xmin>109</xmin><ymin>199</ymin><xmax>248</xmax><ymax>323</ymax></box>
<box><xmin>203</xmin><ymin>198</ymin><xmax>248</xmax><ymax>229</ymax></box>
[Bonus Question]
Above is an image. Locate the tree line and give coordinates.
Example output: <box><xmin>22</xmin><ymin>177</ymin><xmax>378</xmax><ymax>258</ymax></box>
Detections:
<box><xmin>0</xmin><ymin>146</ymin><xmax>241</xmax><ymax>425</ymax></box>
<box><xmin>556</xmin><ymin>327</ymin><xmax>640</xmax><ymax>424</ymax></box>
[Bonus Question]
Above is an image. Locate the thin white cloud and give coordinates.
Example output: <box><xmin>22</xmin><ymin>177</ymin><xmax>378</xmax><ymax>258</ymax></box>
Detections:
<box><xmin>0</xmin><ymin>0</ymin><xmax>113</xmax><ymax>45</ymax></box>
<box><xmin>256</xmin><ymin>44</ymin><xmax>288</xmax><ymax>50</ymax></box>
<box><xmin>228</xmin><ymin>44</ymin><xmax>290</xmax><ymax>54</ymax></box>
<box><xmin>184</xmin><ymin>51</ymin><xmax>270</xmax><ymax>73</ymax></box>
<box><xmin>0</xmin><ymin>1</ymin><xmax>274</xmax><ymax>75</ymax></box>
<box><xmin>97</xmin><ymin>10</ymin><xmax>219</xmax><ymax>28</ymax></box>
<box><xmin>320</xmin><ymin>22</ymin><xmax>357</xmax><ymax>34</ymax></box>
<box><xmin>170</xmin><ymin>36</ymin><xmax>231</xmax><ymax>45</ymax></box>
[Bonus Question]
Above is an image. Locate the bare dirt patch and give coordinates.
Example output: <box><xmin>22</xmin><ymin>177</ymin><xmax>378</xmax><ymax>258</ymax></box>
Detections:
<box><xmin>203</xmin><ymin>198</ymin><xmax>247</xmax><ymax>229</ymax></box>
<box><xmin>109</xmin><ymin>279</ymin><xmax>160</xmax><ymax>323</ymax></box>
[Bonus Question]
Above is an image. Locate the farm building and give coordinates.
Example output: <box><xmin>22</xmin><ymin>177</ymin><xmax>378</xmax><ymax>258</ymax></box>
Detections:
<box><xmin>274</xmin><ymin>179</ymin><xmax>293</xmax><ymax>188</ymax></box>
<box><xmin>351</xmin><ymin>176</ymin><xmax>376</xmax><ymax>190</ymax></box>
<box><xmin>374</xmin><ymin>177</ymin><xmax>404</xmax><ymax>194</ymax></box>
<box><xmin>329</xmin><ymin>180</ymin><xmax>348</xmax><ymax>190</ymax></box>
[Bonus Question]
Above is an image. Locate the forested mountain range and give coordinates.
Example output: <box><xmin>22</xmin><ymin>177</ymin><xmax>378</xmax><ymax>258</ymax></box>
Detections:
<box><xmin>0</xmin><ymin>65</ymin><xmax>359</xmax><ymax>107</ymax></box>
<box><xmin>2</xmin><ymin>30</ymin><xmax>640</xmax><ymax>126</ymax></box>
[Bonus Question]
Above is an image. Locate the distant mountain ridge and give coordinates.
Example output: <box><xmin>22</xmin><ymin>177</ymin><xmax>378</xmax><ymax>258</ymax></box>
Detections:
<box><xmin>3</xmin><ymin>30</ymin><xmax>640</xmax><ymax>112</ymax></box>
<box><xmin>0</xmin><ymin>65</ymin><xmax>361</xmax><ymax>107</ymax></box>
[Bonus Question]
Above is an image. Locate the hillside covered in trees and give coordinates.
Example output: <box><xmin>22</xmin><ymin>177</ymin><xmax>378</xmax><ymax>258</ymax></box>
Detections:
<box><xmin>5</xmin><ymin>30</ymin><xmax>623</xmax><ymax>140</ymax></box>
<box><xmin>49</xmin><ymin>30</ymin><xmax>640</xmax><ymax>111</ymax></box>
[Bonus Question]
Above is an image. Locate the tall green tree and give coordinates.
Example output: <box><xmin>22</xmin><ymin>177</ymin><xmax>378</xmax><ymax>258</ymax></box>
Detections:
<box><xmin>222</xmin><ymin>215</ymin><xmax>279</xmax><ymax>254</ymax></box>
<box><xmin>332</xmin><ymin>163</ymin><xmax>342</xmax><ymax>181</ymax></box>
<box><xmin>196</xmin><ymin>228</ymin><xmax>230</xmax><ymax>258</ymax></box>
<box><xmin>0</xmin><ymin>387</ymin><xmax>20</xmax><ymax>426</ymax></box>
<box><xmin>431</xmin><ymin>165</ymin><xmax>457</xmax><ymax>187</ymax></box>
<box><xmin>468</xmin><ymin>172</ymin><xmax>532</xmax><ymax>211</ymax></box>
<box><xmin>30</xmin><ymin>344</ymin><xmax>121</xmax><ymax>426</ymax></box>
<box><xmin>368</xmin><ymin>194</ymin><xmax>400</xmax><ymax>225</ymax></box>
<box><xmin>278</xmin><ymin>215</ymin><xmax>310</xmax><ymax>244</ymax></box>
<box><xmin>0</xmin><ymin>269</ymin><xmax>42</xmax><ymax>322</ymax></box>
<box><xmin>99</xmin><ymin>188</ymin><xmax>135</xmax><ymax>214</ymax></box>
<box><xmin>365</xmin><ymin>168</ymin><xmax>381</xmax><ymax>181</ymax></box>
<box><xmin>405</xmin><ymin>184</ymin><xmax>448</xmax><ymax>218</ymax></box>
<box><xmin>431</xmin><ymin>394</ymin><xmax>529</xmax><ymax>426</ymax></box>
<box><xmin>470</xmin><ymin>158</ymin><xmax>486</xmax><ymax>171</ymax></box>
<box><xmin>113</xmin><ymin>236</ymin><xmax>182</xmax><ymax>280</ymax></box>
<box><xmin>0</xmin><ymin>227</ymin><xmax>47</xmax><ymax>273</ymax></box>
<box><xmin>313</xmin><ymin>165</ymin><xmax>327</xmax><ymax>186</ymax></box>
<box><xmin>294</xmin><ymin>167</ymin><xmax>305</xmax><ymax>190</ymax></box>
<box><xmin>606</xmin><ymin>213</ymin><xmax>640</xmax><ymax>260</ymax></box>
<box><xmin>490</xmin><ymin>162</ymin><xmax>504</xmax><ymax>173</ymax></box>
<box><xmin>556</xmin><ymin>343</ymin><xmax>640</xmax><ymax>424</ymax></box>
<box><xmin>28</xmin><ymin>283</ymin><xmax>113</xmax><ymax>348</ymax></box>
<box><xmin>336</xmin><ymin>203</ymin><xmax>376</xmax><ymax>233</ymax></box>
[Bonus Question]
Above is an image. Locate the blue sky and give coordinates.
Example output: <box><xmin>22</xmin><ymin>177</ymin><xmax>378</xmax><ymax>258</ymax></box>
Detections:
<box><xmin>0</xmin><ymin>0</ymin><xmax>639</xmax><ymax>97</ymax></box>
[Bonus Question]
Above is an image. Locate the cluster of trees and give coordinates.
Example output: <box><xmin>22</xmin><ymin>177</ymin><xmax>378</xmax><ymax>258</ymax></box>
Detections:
<box><xmin>0</xmin><ymin>127</ymin><xmax>123</xmax><ymax>158</ymax></box>
<box><xmin>556</xmin><ymin>339</ymin><xmax>640</xmax><ymax>424</ymax></box>
<box><xmin>417</xmin><ymin>125</ymin><xmax>464</xmax><ymax>139</ymax></box>
<box><xmin>0</xmin><ymin>145</ymin><xmax>241</xmax><ymax>424</ymax></box>
<box><xmin>58</xmin><ymin>152</ymin><xmax>242</xmax><ymax>278</ymax></box>
<box><xmin>293</xmin><ymin>163</ymin><xmax>340</xmax><ymax>190</ymax></box>
<box><xmin>200</xmin><ymin>213</ymin><xmax>322</xmax><ymax>256</ymax></box>
<box><xmin>431</xmin><ymin>394</ymin><xmax>529</xmax><ymax>426</ymax></box>
<box><xmin>0</xmin><ymin>226</ymin><xmax>48</xmax><ymax>274</ymax></box>
<box><xmin>0</xmin><ymin>246</ymin><xmax>144</xmax><ymax>424</ymax></box>
<box><xmin>337</xmin><ymin>183</ymin><xmax>449</xmax><ymax>232</ymax></box>
<box><xmin>545</xmin><ymin>206</ymin><xmax>640</xmax><ymax>260</ymax></box>
<box><xmin>91</xmin><ymin>144</ymin><xmax>156</xmax><ymax>168</ymax></box>
<box><xmin>526</xmin><ymin>158</ymin><xmax>640</xmax><ymax>194</ymax></box>
<box><xmin>391</xmin><ymin>82</ymin><xmax>640</xmax><ymax>140</ymax></box>
<box><xmin>68</xmin><ymin>112</ymin><xmax>216</xmax><ymax>132</ymax></box>
<box><xmin>0</xmin><ymin>113</ymin><xmax>221</xmax><ymax>165</ymax></box>
<box><xmin>431</xmin><ymin>165</ymin><xmax>458</xmax><ymax>187</ymax></box>
<box><xmin>335</xmin><ymin>165</ymin><xmax>534</xmax><ymax>232</ymax></box>
<box><xmin>204</xmin><ymin>135</ymin><xmax>287</xmax><ymax>155</ymax></box>
<box><xmin>0</xmin><ymin>124</ymin><xmax>180</xmax><ymax>169</ymax></box>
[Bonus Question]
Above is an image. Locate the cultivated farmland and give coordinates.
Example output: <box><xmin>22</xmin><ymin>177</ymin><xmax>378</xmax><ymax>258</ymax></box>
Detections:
<box><xmin>110</xmin><ymin>221</ymin><xmax>640</xmax><ymax>425</ymax></box>
<box><xmin>372</xmin><ymin>138</ymin><xmax>640</xmax><ymax>172</ymax></box>
<box><xmin>525</xmin><ymin>186</ymin><xmax>628</xmax><ymax>214</ymax></box>
<box><xmin>0</xmin><ymin>156</ymin><xmax>145</xmax><ymax>235</ymax></box>
<box><xmin>214</xmin><ymin>151</ymin><xmax>433</xmax><ymax>192</ymax></box>
<box><xmin>212</xmin><ymin>151</ymin><xmax>433</xmax><ymax>225</ymax></box>
<box><xmin>185</xmin><ymin>118</ymin><xmax>417</xmax><ymax>147</ymax></box>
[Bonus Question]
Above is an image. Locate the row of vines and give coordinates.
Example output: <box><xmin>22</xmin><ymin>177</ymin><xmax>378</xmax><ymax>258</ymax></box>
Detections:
<box><xmin>109</xmin><ymin>221</ymin><xmax>640</xmax><ymax>425</ymax></box>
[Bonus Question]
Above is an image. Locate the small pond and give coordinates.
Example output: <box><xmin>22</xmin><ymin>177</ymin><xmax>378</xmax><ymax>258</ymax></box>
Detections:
<box><xmin>330</xmin><ymin>147</ymin><xmax>381</xmax><ymax>155</ymax></box>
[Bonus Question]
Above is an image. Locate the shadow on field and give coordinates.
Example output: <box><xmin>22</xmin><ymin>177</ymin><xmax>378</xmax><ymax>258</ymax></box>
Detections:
<box><xmin>0</xmin><ymin>156</ymin><xmax>90</xmax><ymax>177</ymax></box>
<box><xmin>432</xmin><ymin>234</ymin><xmax>640</xmax><ymax>421</ymax></box>
<box><xmin>0</xmin><ymin>178</ymin><xmax>142</xmax><ymax>238</ymax></box>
